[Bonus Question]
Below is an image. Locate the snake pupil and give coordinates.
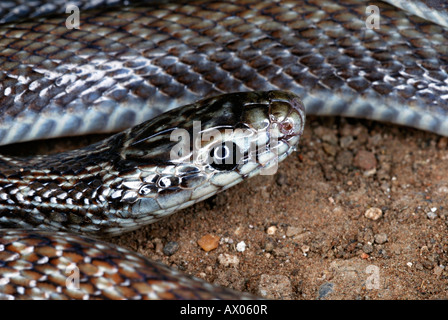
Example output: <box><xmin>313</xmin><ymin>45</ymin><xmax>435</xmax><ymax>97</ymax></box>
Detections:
<box><xmin>209</xmin><ymin>142</ymin><xmax>241</xmax><ymax>171</ymax></box>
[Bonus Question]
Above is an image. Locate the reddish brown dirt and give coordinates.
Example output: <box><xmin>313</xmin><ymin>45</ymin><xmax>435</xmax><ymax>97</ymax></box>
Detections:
<box><xmin>3</xmin><ymin>115</ymin><xmax>448</xmax><ymax>299</ymax></box>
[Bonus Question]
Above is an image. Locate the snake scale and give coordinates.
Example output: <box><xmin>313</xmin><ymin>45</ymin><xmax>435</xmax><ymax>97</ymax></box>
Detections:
<box><xmin>0</xmin><ymin>0</ymin><xmax>446</xmax><ymax>300</ymax></box>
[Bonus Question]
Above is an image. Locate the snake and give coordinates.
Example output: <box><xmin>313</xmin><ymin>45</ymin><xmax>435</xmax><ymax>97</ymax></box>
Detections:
<box><xmin>0</xmin><ymin>0</ymin><xmax>446</xmax><ymax>300</ymax></box>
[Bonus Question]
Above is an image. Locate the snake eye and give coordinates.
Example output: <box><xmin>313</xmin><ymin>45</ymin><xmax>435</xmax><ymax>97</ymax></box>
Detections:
<box><xmin>208</xmin><ymin>142</ymin><xmax>241</xmax><ymax>171</ymax></box>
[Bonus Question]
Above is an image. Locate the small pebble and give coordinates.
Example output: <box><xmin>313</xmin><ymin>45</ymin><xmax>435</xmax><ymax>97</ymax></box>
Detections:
<box><xmin>301</xmin><ymin>245</ymin><xmax>310</xmax><ymax>254</ymax></box>
<box><xmin>266</xmin><ymin>226</ymin><xmax>277</xmax><ymax>235</ymax></box>
<box><xmin>236</xmin><ymin>241</ymin><xmax>246</xmax><ymax>252</ymax></box>
<box><xmin>437</xmin><ymin>137</ymin><xmax>448</xmax><ymax>149</ymax></box>
<box><xmin>335</xmin><ymin>150</ymin><xmax>353</xmax><ymax>170</ymax></box>
<box><xmin>264</xmin><ymin>238</ymin><xmax>276</xmax><ymax>252</ymax></box>
<box><xmin>153</xmin><ymin>238</ymin><xmax>163</xmax><ymax>254</ymax></box>
<box><xmin>426</xmin><ymin>208</ymin><xmax>437</xmax><ymax>220</ymax></box>
<box><xmin>422</xmin><ymin>260</ymin><xmax>434</xmax><ymax>270</ymax></box>
<box><xmin>286</xmin><ymin>226</ymin><xmax>300</xmax><ymax>237</ymax></box>
<box><xmin>434</xmin><ymin>265</ymin><xmax>444</xmax><ymax>277</ymax></box>
<box><xmin>321</xmin><ymin>131</ymin><xmax>338</xmax><ymax>145</ymax></box>
<box><xmin>218</xmin><ymin>254</ymin><xmax>239</xmax><ymax>267</ymax></box>
<box><xmin>365</xmin><ymin>207</ymin><xmax>383</xmax><ymax>220</ymax></box>
<box><xmin>261</xmin><ymin>187</ymin><xmax>270</xmax><ymax>200</ymax></box>
<box><xmin>354</xmin><ymin>150</ymin><xmax>377</xmax><ymax>171</ymax></box>
<box><xmin>198</xmin><ymin>234</ymin><xmax>220</xmax><ymax>252</ymax></box>
<box><xmin>220</xmin><ymin>237</ymin><xmax>233</xmax><ymax>244</ymax></box>
<box><xmin>275</xmin><ymin>172</ymin><xmax>288</xmax><ymax>186</ymax></box>
<box><xmin>339</xmin><ymin>136</ymin><xmax>354</xmax><ymax>149</ymax></box>
<box><xmin>369</xmin><ymin>133</ymin><xmax>382</xmax><ymax>146</ymax></box>
<box><xmin>163</xmin><ymin>241</ymin><xmax>179</xmax><ymax>256</ymax></box>
<box><xmin>234</xmin><ymin>226</ymin><xmax>243</xmax><ymax>236</ymax></box>
<box><xmin>322</xmin><ymin>142</ymin><xmax>337</xmax><ymax>156</ymax></box>
<box><xmin>378</xmin><ymin>248</ymin><xmax>388</xmax><ymax>258</ymax></box>
<box><xmin>374</xmin><ymin>233</ymin><xmax>388</xmax><ymax>244</ymax></box>
<box><xmin>317</xmin><ymin>282</ymin><xmax>334</xmax><ymax>299</ymax></box>
<box><xmin>362</xmin><ymin>243</ymin><xmax>373</xmax><ymax>254</ymax></box>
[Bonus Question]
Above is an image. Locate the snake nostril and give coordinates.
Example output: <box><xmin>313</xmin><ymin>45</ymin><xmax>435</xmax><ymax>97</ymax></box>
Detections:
<box><xmin>280</xmin><ymin>119</ymin><xmax>293</xmax><ymax>135</ymax></box>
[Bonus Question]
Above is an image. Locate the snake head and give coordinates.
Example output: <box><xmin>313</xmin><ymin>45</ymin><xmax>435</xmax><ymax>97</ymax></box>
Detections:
<box><xmin>114</xmin><ymin>90</ymin><xmax>305</xmax><ymax>231</ymax></box>
<box><xmin>196</xmin><ymin>90</ymin><xmax>306</xmax><ymax>177</ymax></box>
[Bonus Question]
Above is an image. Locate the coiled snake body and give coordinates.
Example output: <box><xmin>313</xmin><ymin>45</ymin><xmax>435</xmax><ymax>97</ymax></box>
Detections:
<box><xmin>0</xmin><ymin>0</ymin><xmax>447</xmax><ymax>299</ymax></box>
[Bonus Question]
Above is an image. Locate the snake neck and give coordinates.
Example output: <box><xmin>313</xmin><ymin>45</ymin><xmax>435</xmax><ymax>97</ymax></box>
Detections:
<box><xmin>0</xmin><ymin>133</ymin><xmax>132</xmax><ymax>234</ymax></box>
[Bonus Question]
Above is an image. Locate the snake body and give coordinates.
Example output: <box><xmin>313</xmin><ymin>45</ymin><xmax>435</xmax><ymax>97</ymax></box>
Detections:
<box><xmin>0</xmin><ymin>0</ymin><xmax>447</xmax><ymax>146</ymax></box>
<box><xmin>0</xmin><ymin>0</ymin><xmax>447</xmax><ymax>299</ymax></box>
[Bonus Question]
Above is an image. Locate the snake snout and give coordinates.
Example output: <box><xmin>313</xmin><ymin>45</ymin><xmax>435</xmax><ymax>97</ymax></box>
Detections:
<box><xmin>267</xmin><ymin>90</ymin><xmax>306</xmax><ymax>143</ymax></box>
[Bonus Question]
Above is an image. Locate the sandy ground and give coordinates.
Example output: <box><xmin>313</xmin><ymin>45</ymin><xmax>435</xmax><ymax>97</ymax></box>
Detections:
<box><xmin>2</xmin><ymin>115</ymin><xmax>448</xmax><ymax>300</ymax></box>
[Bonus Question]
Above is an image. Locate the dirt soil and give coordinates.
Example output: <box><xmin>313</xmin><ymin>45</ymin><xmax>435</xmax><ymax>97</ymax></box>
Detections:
<box><xmin>2</xmin><ymin>115</ymin><xmax>448</xmax><ymax>300</ymax></box>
